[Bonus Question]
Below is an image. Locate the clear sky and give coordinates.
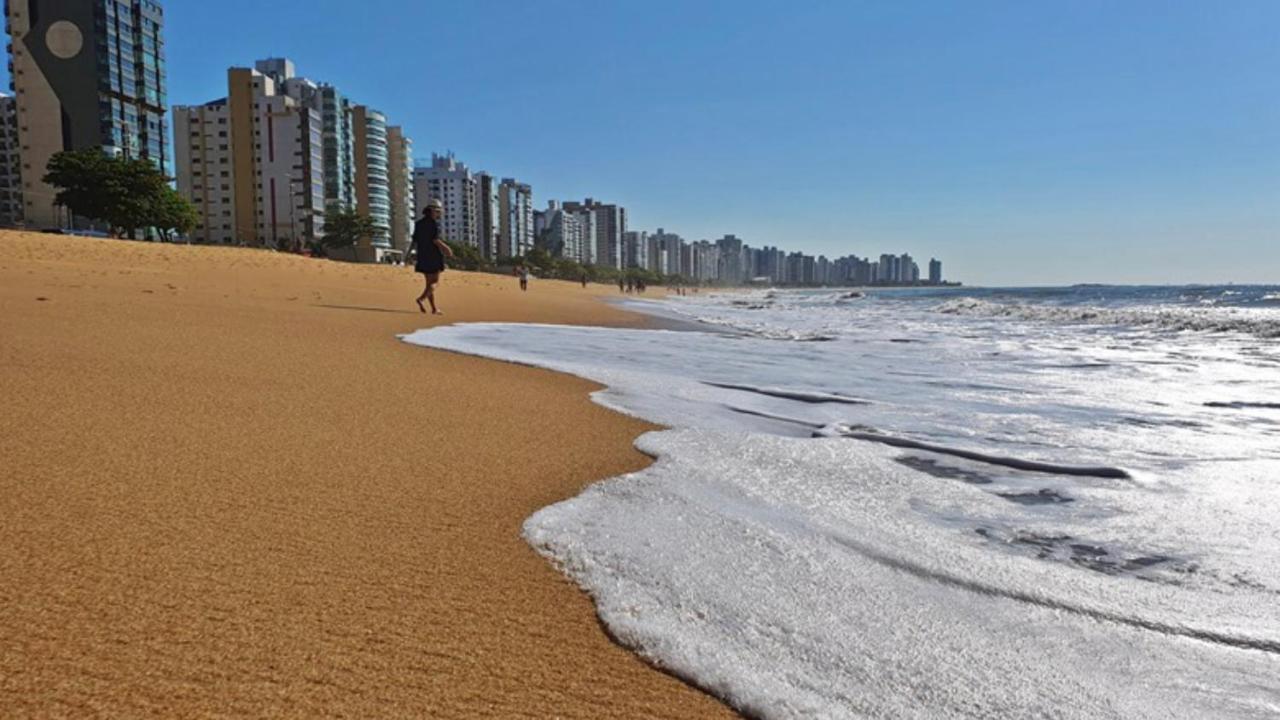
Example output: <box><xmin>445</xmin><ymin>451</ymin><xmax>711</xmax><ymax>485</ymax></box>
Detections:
<box><xmin>14</xmin><ymin>0</ymin><xmax>1280</xmax><ymax>285</ymax></box>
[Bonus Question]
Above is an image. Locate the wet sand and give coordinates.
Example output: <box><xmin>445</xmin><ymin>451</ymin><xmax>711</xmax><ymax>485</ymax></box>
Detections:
<box><xmin>0</xmin><ymin>231</ymin><xmax>736</xmax><ymax>718</ymax></box>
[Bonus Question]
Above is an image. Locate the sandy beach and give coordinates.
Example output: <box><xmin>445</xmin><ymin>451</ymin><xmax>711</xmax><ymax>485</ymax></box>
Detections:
<box><xmin>0</xmin><ymin>231</ymin><xmax>735</xmax><ymax>718</ymax></box>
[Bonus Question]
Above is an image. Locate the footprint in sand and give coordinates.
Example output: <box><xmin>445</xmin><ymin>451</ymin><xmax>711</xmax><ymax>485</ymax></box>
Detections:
<box><xmin>142</xmin><ymin>289</ymin><xmax>154</xmax><ymax>294</ymax></box>
<box><xmin>36</xmin><ymin>296</ymin><xmax>49</xmax><ymax>302</ymax></box>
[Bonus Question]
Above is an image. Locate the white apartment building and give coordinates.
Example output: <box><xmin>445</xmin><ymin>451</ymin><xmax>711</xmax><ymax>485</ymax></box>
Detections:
<box><xmin>562</xmin><ymin>198</ymin><xmax>625</xmax><ymax>269</ymax></box>
<box><xmin>414</xmin><ymin>153</ymin><xmax>477</xmax><ymax>247</ymax></box>
<box><xmin>173</xmin><ymin>100</ymin><xmax>235</xmax><ymax>244</ymax></box>
<box><xmin>535</xmin><ymin>200</ymin><xmax>589</xmax><ymax>263</ymax></box>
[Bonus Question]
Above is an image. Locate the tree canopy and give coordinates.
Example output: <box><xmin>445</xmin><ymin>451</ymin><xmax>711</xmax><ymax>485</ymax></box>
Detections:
<box><xmin>42</xmin><ymin>149</ymin><xmax>197</xmax><ymax>240</ymax></box>
<box><xmin>320</xmin><ymin>207</ymin><xmax>376</xmax><ymax>251</ymax></box>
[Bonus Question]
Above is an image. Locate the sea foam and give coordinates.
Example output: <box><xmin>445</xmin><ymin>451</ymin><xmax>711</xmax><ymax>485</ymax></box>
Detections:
<box><xmin>401</xmin><ymin>319</ymin><xmax>1280</xmax><ymax>719</ymax></box>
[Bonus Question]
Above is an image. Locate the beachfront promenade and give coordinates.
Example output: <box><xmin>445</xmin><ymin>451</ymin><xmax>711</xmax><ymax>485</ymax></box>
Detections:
<box><xmin>0</xmin><ymin>231</ymin><xmax>735</xmax><ymax>718</ymax></box>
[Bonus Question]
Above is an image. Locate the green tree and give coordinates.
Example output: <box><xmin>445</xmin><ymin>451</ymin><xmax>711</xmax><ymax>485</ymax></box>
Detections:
<box><xmin>152</xmin><ymin>186</ymin><xmax>199</xmax><ymax>242</ymax></box>
<box><xmin>43</xmin><ymin>149</ymin><xmax>176</xmax><ymax>238</ymax></box>
<box><xmin>443</xmin><ymin>240</ymin><xmax>487</xmax><ymax>271</ymax></box>
<box><xmin>321</xmin><ymin>207</ymin><xmax>376</xmax><ymax>252</ymax></box>
<box><xmin>109</xmin><ymin>157</ymin><xmax>170</xmax><ymax>238</ymax></box>
<box><xmin>42</xmin><ymin>149</ymin><xmax>116</xmax><ymax>226</ymax></box>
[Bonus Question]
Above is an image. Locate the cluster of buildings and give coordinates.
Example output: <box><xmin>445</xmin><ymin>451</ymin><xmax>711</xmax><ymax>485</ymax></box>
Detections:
<box><xmin>541</xmin><ymin>223</ymin><xmax>945</xmax><ymax>286</ymax></box>
<box><xmin>1</xmin><ymin>0</ymin><xmax>949</xmax><ymax>285</ymax></box>
<box><xmin>172</xmin><ymin>57</ymin><xmax>414</xmax><ymax>260</ymax></box>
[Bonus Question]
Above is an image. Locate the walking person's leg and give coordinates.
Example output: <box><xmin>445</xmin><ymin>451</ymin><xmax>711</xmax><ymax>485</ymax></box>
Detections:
<box><xmin>416</xmin><ymin>273</ymin><xmax>430</xmax><ymax>313</ymax></box>
<box><xmin>425</xmin><ymin>273</ymin><xmax>442</xmax><ymax>314</ymax></box>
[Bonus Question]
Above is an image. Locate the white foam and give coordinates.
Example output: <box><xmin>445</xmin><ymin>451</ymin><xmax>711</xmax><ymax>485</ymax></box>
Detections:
<box><xmin>935</xmin><ymin>297</ymin><xmax>1280</xmax><ymax>338</ymax></box>
<box><xmin>401</xmin><ymin>320</ymin><xmax>1280</xmax><ymax>718</ymax></box>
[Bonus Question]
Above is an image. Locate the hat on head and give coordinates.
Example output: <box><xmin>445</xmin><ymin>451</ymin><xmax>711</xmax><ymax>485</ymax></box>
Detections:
<box><xmin>426</xmin><ymin>199</ymin><xmax>443</xmax><ymax>210</ymax></box>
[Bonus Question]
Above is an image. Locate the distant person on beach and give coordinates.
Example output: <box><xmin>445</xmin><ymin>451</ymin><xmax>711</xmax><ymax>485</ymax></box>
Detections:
<box><xmin>581</xmin><ymin>273</ymin><xmax>589</xmax><ymax>288</ymax></box>
<box><xmin>618</xmin><ymin>276</ymin><xmax>625</xmax><ymax>293</ymax></box>
<box><xmin>517</xmin><ymin>265</ymin><xmax>530</xmax><ymax>292</ymax></box>
<box><xmin>410</xmin><ymin>200</ymin><xmax>454</xmax><ymax>314</ymax></box>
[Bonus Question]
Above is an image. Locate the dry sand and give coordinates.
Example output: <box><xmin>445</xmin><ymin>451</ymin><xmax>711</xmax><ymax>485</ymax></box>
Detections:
<box><xmin>0</xmin><ymin>231</ymin><xmax>736</xmax><ymax>718</ymax></box>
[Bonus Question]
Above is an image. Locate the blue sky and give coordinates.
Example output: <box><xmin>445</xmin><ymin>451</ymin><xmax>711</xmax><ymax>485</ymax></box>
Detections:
<box><xmin>18</xmin><ymin>1</ymin><xmax>1280</xmax><ymax>284</ymax></box>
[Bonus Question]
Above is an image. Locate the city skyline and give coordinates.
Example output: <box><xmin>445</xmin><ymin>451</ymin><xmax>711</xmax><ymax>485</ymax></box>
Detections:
<box><xmin>2</xmin><ymin>1</ymin><xmax>1276</xmax><ymax>285</ymax></box>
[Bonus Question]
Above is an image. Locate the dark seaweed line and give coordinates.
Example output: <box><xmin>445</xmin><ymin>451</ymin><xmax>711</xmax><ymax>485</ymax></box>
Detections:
<box><xmin>826</xmin><ymin>532</ymin><xmax>1280</xmax><ymax>656</ymax></box>
<box><xmin>721</xmin><ymin>405</ymin><xmax>1132</xmax><ymax>480</ymax></box>
<box><xmin>839</xmin><ymin>431</ymin><xmax>1132</xmax><ymax>480</ymax></box>
<box><xmin>706</xmin><ymin>381</ymin><xmax>872</xmax><ymax>405</ymax></box>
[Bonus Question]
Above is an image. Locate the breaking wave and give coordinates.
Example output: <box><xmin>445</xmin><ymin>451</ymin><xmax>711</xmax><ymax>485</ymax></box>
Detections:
<box><xmin>935</xmin><ymin>297</ymin><xmax>1280</xmax><ymax>338</ymax></box>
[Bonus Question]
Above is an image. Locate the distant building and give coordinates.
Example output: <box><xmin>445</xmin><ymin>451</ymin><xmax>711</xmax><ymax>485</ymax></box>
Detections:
<box><xmin>716</xmin><ymin>235</ymin><xmax>745</xmax><ymax>284</ymax></box>
<box><xmin>689</xmin><ymin>240</ymin><xmax>720</xmax><ymax>282</ymax></box>
<box><xmin>7</xmin><ymin>0</ymin><xmax>170</xmax><ymax>229</ymax></box>
<box><xmin>535</xmin><ymin>200</ymin><xmax>590</xmax><ymax>263</ymax></box>
<box><xmin>651</xmin><ymin>228</ymin><xmax>684</xmax><ymax>276</ymax></box>
<box><xmin>474</xmin><ymin>173</ymin><xmax>500</xmax><ymax>260</ymax></box>
<box><xmin>0</xmin><ymin>94</ymin><xmax>24</xmax><ymax>227</ymax></box>
<box><xmin>929</xmin><ymin>258</ymin><xmax>943</xmax><ymax>284</ymax></box>
<box><xmin>414</xmin><ymin>153</ymin><xmax>477</xmax><ymax>248</ymax></box>
<box><xmin>386</xmin><ymin>126</ymin><xmax>414</xmax><ymax>254</ymax></box>
<box><xmin>498</xmin><ymin>178</ymin><xmax>533</xmax><ymax>258</ymax></box>
<box><xmin>623</xmin><ymin>230</ymin><xmax>649</xmax><ymax>270</ymax></box>
<box><xmin>351</xmin><ymin>106</ymin><xmax>391</xmax><ymax>259</ymax></box>
<box><xmin>646</xmin><ymin>233</ymin><xmax>663</xmax><ymax>273</ymax></box>
<box><xmin>320</xmin><ymin>85</ymin><xmax>356</xmax><ymax>211</ymax></box>
<box><xmin>562</xmin><ymin>198</ymin><xmax>626</xmax><ymax>269</ymax></box>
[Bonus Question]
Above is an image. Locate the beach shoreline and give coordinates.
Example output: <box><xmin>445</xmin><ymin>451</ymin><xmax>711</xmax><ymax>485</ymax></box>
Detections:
<box><xmin>0</xmin><ymin>231</ymin><xmax>736</xmax><ymax>718</ymax></box>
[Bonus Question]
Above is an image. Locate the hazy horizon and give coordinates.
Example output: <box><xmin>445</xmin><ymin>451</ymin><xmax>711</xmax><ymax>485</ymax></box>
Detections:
<box><xmin>5</xmin><ymin>0</ymin><xmax>1276</xmax><ymax>285</ymax></box>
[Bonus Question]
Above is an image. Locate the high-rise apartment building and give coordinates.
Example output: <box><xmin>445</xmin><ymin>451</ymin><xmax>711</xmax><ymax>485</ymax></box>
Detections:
<box><xmin>716</xmin><ymin>234</ymin><xmax>745</xmax><ymax>283</ymax></box>
<box><xmin>562</xmin><ymin>198</ymin><xmax>625</xmax><ymax>269</ymax></box>
<box><xmin>6</xmin><ymin>0</ymin><xmax>169</xmax><ymax>228</ymax></box>
<box><xmin>574</xmin><ymin>207</ymin><xmax>597</xmax><ymax>265</ymax></box>
<box><xmin>475</xmin><ymin>172</ymin><xmax>500</xmax><ymax>260</ymax></box>
<box><xmin>0</xmin><ymin>94</ymin><xmax>23</xmax><ymax>226</ymax></box>
<box><xmin>320</xmin><ymin>86</ymin><xmax>355</xmax><ymax>211</ymax></box>
<box><xmin>498</xmin><ymin>178</ymin><xmax>533</xmax><ymax>259</ymax></box>
<box><xmin>651</xmin><ymin>228</ymin><xmax>684</xmax><ymax>276</ymax></box>
<box><xmin>386</xmin><ymin>126</ymin><xmax>414</xmax><ymax>254</ymax></box>
<box><xmin>414</xmin><ymin>153</ymin><xmax>477</xmax><ymax>247</ymax></box>
<box><xmin>623</xmin><ymin>230</ymin><xmax>649</xmax><ymax>270</ymax></box>
<box><xmin>535</xmin><ymin>200</ymin><xmax>591</xmax><ymax>263</ymax></box>
<box><xmin>929</xmin><ymin>258</ymin><xmax>942</xmax><ymax>284</ymax></box>
<box><xmin>173</xmin><ymin>64</ymin><xmax>325</xmax><ymax>248</ymax></box>
<box><xmin>351</xmin><ymin>105</ymin><xmax>391</xmax><ymax>259</ymax></box>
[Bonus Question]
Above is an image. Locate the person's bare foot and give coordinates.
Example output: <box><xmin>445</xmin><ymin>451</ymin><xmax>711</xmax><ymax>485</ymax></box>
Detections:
<box><xmin>416</xmin><ymin>298</ymin><xmax>426</xmax><ymax>313</ymax></box>
<box><xmin>432</xmin><ymin>309</ymin><xmax>444</xmax><ymax>316</ymax></box>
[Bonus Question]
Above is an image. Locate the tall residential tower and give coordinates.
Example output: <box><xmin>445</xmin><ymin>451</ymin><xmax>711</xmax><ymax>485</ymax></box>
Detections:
<box><xmin>5</xmin><ymin>0</ymin><xmax>169</xmax><ymax>227</ymax></box>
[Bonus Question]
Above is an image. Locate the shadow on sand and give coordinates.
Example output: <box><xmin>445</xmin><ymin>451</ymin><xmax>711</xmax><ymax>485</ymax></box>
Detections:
<box><xmin>314</xmin><ymin>303</ymin><xmax>420</xmax><ymax>315</ymax></box>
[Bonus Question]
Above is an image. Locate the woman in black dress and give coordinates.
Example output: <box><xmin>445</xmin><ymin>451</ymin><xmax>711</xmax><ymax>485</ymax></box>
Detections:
<box><xmin>411</xmin><ymin>199</ymin><xmax>454</xmax><ymax>314</ymax></box>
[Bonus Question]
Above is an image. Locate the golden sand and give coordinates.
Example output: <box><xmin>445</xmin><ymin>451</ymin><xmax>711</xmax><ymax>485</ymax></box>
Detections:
<box><xmin>0</xmin><ymin>231</ymin><xmax>736</xmax><ymax>718</ymax></box>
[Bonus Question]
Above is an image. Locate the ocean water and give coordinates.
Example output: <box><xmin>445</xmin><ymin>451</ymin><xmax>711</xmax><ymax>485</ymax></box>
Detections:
<box><xmin>402</xmin><ymin>285</ymin><xmax>1280</xmax><ymax>719</ymax></box>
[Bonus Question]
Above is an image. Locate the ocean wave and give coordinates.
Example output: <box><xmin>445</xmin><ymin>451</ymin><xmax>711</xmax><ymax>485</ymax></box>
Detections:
<box><xmin>403</xmin><ymin>322</ymin><xmax>1280</xmax><ymax>719</ymax></box>
<box><xmin>687</xmin><ymin>314</ymin><xmax>839</xmax><ymax>341</ymax></box>
<box><xmin>935</xmin><ymin>297</ymin><xmax>1280</xmax><ymax>338</ymax></box>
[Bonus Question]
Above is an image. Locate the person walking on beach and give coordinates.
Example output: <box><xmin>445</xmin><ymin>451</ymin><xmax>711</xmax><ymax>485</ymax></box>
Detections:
<box><xmin>581</xmin><ymin>272</ymin><xmax>589</xmax><ymax>289</ymax></box>
<box><xmin>410</xmin><ymin>200</ymin><xmax>454</xmax><ymax>314</ymax></box>
<box><xmin>618</xmin><ymin>276</ymin><xmax>625</xmax><ymax>293</ymax></box>
<box><xmin>517</xmin><ymin>264</ymin><xmax>530</xmax><ymax>292</ymax></box>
